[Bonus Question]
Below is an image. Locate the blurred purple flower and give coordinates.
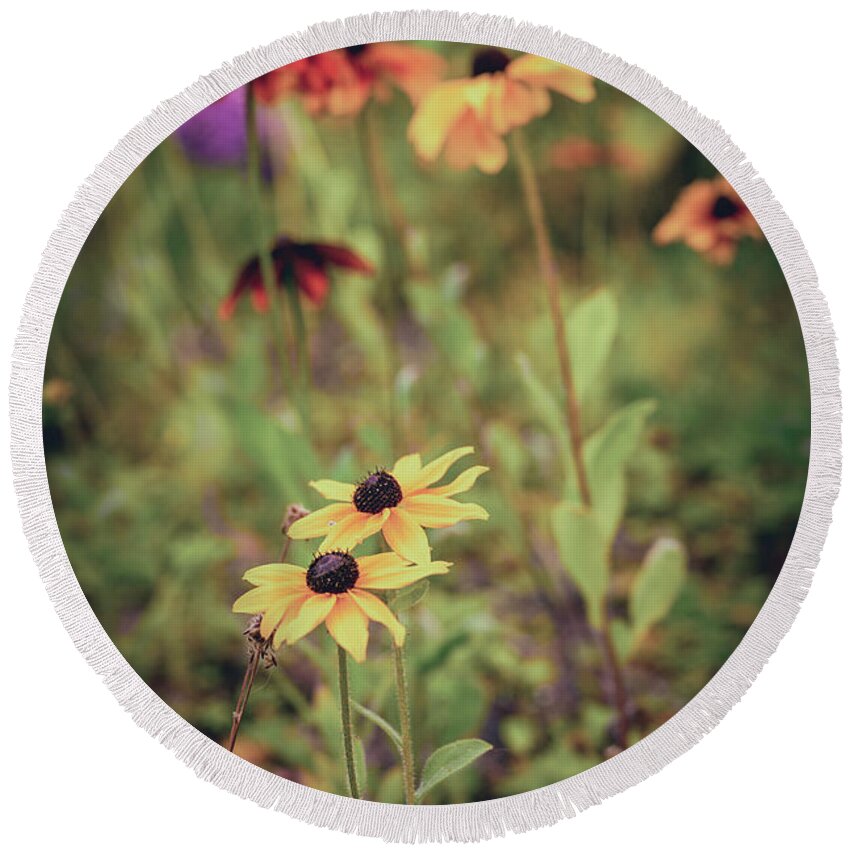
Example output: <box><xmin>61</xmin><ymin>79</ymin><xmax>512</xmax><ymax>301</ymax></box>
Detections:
<box><xmin>175</xmin><ymin>86</ymin><xmax>281</xmax><ymax>174</ymax></box>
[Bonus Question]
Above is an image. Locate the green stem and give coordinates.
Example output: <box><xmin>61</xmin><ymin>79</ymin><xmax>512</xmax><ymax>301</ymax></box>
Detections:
<box><xmin>245</xmin><ymin>83</ymin><xmax>300</xmax><ymax>412</ymax></box>
<box><xmin>393</xmin><ymin>642</ymin><xmax>416</xmax><ymax>804</ymax></box>
<box><xmin>512</xmin><ymin>127</ymin><xmax>630</xmax><ymax>750</ymax></box>
<box><xmin>337</xmin><ymin>646</ymin><xmax>361</xmax><ymax>798</ymax></box>
<box><xmin>512</xmin><ymin>128</ymin><xmax>591</xmax><ymax>507</ymax></box>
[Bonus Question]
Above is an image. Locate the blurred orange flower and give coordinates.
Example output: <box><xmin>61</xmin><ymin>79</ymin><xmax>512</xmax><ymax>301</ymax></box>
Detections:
<box><xmin>253</xmin><ymin>43</ymin><xmax>445</xmax><ymax>116</ymax></box>
<box><xmin>653</xmin><ymin>177</ymin><xmax>762</xmax><ymax>265</ymax></box>
<box><xmin>550</xmin><ymin>137</ymin><xmax>644</xmax><ymax>176</ymax></box>
<box><xmin>408</xmin><ymin>48</ymin><xmax>595</xmax><ymax>174</ymax></box>
<box><xmin>219</xmin><ymin>237</ymin><xmax>373</xmax><ymax>319</ymax></box>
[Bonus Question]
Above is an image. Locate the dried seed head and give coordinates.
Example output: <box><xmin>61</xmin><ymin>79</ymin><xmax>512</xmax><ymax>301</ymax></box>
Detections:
<box><xmin>282</xmin><ymin>503</ymin><xmax>310</xmax><ymax>534</ymax></box>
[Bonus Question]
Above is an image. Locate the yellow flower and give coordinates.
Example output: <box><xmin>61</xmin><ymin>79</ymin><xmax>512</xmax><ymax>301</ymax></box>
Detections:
<box><xmin>408</xmin><ymin>48</ymin><xmax>595</xmax><ymax>174</ymax></box>
<box><xmin>233</xmin><ymin>551</ymin><xmax>450</xmax><ymax>662</ymax></box>
<box><xmin>287</xmin><ymin>447</ymin><xmax>489</xmax><ymax>565</ymax></box>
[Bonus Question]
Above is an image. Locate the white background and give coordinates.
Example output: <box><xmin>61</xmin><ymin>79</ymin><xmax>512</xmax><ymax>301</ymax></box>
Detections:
<box><xmin>1</xmin><ymin>1</ymin><xmax>847</xmax><ymax>847</ymax></box>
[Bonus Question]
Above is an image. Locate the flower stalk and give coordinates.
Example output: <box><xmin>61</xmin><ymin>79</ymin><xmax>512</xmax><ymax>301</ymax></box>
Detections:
<box><xmin>512</xmin><ymin>127</ymin><xmax>630</xmax><ymax>750</ymax></box>
<box><xmin>393</xmin><ymin>639</ymin><xmax>417</xmax><ymax>805</ymax></box>
<box><xmin>245</xmin><ymin>82</ymin><xmax>309</xmax><ymax>427</ymax></box>
<box><xmin>337</xmin><ymin>645</ymin><xmax>361</xmax><ymax>798</ymax></box>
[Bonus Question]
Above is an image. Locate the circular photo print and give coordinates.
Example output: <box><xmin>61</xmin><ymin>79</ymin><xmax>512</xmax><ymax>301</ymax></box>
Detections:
<box><xmin>44</xmin><ymin>41</ymin><xmax>809</xmax><ymax>805</ymax></box>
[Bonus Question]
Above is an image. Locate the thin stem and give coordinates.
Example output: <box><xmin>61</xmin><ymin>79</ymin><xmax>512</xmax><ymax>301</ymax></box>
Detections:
<box><xmin>337</xmin><ymin>646</ymin><xmax>361</xmax><ymax>798</ymax></box>
<box><xmin>599</xmin><ymin>617</ymin><xmax>629</xmax><ymax>750</ymax></box>
<box><xmin>512</xmin><ymin>127</ymin><xmax>630</xmax><ymax>749</ymax></box>
<box><xmin>393</xmin><ymin>643</ymin><xmax>417</xmax><ymax>805</ymax></box>
<box><xmin>245</xmin><ymin>83</ymin><xmax>301</xmax><ymax>414</ymax></box>
<box><xmin>512</xmin><ymin>129</ymin><xmax>591</xmax><ymax>506</ymax></box>
<box><xmin>227</xmin><ymin>645</ymin><xmax>262</xmax><ymax>752</ymax></box>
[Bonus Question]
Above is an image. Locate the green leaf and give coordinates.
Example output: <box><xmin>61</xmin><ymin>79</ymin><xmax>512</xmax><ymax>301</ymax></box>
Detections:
<box><xmin>568</xmin><ymin>288</ymin><xmax>618</xmax><ymax>401</ymax></box>
<box><xmin>352</xmin><ymin>701</ymin><xmax>403</xmax><ymax>754</ymax></box>
<box><xmin>582</xmin><ymin>399</ymin><xmax>656</xmax><ymax>543</ymax></box>
<box><xmin>630</xmin><ymin>538</ymin><xmax>687</xmax><ymax>645</ymax></box>
<box><xmin>516</xmin><ymin>354</ymin><xmax>573</xmax><ymax>485</ymax></box>
<box><xmin>392</xmin><ymin>579</ymin><xmax>430</xmax><ymax>612</ymax></box>
<box><xmin>415</xmin><ymin>739</ymin><xmax>492</xmax><ymax>802</ymax></box>
<box><xmin>551</xmin><ymin>502</ymin><xmax>608</xmax><ymax>627</ymax></box>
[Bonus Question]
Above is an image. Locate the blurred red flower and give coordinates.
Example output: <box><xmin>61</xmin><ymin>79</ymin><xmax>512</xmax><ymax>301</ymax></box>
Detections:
<box><xmin>653</xmin><ymin>177</ymin><xmax>762</xmax><ymax>265</ymax></box>
<box><xmin>253</xmin><ymin>43</ymin><xmax>445</xmax><ymax>116</ymax></box>
<box><xmin>219</xmin><ymin>238</ymin><xmax>374</xmax><ymax>319</ymax></box>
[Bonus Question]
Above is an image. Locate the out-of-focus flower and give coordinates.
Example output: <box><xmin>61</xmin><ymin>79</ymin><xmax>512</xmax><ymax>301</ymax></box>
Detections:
<box><xmin>549</xmin><ymin>136</ymin><xmax>645</xmax><ymax>176</ymax></box>
<box><xmin>653</xmin><ymin>177</ymin><xmax>762</xmax><ymax>265</ymax></box>
<box><xmin>232</xmin><ymin>552</ymin><xmax>450</xmax><ymax>661</ymax></box>
<box><xmin>175</xmin><ymin>86</ymin><xmax>280</xmax><ymax>170</ymax></box>
<box><xmin>253</xmin><ymin>43</ymin><xmax>446</xmax><ymax>116</ymax></box>
<box><xmin>43</xmin><ymin>378</ymin><xmax>74</xmax><ymax>406</ymax></box>
<box><xmin>287</xmin><ymin>447</ymin><xmax>489</xmax><ymax>565</ymax></box>
<box><xmin>219</xmin><ymin>237</ymin><xmax>373</xmax><ymax>319</ymax></box>
<box><xmin>408</xmin><ymin>48</ymin><xmax>595</xmax><ymax>174</ymax></box>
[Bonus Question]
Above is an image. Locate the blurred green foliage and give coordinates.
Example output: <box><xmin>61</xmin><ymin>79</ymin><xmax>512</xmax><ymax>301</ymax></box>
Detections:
<box><xmin>43</xmin><ymin>42</ymin><xmax>808</xmax><ymax>803</ymax></box>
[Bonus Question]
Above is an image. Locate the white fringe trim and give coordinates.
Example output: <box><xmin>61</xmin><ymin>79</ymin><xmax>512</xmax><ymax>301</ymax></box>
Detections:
<box><xmin>9</xmin><ymin>10</ymin><xmax>841</xmax><ymax>843</ymax></box>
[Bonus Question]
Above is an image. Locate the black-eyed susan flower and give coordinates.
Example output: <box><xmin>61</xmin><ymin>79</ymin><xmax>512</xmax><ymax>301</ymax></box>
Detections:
<box><xmin>232</xmin><ymin>551</ymin><xmax>449</xmax><ymax>661</ymax></box>
<box><xmin>408</xmin><ymin>48</ymin><xmax>595</xmax><ymax>174</ymax></box>
<box><xmin>653</xmin><ymin>176</ymin><xmax>762</xmax><ymax>265</ymax></box>
<box><xmin>253</xmin><ymin>43</ymin><xmax>446</xmax><ymax>117</ymax></box>
<box><xmin>219</xmin><ymin>236</ymin><xmax>373</xmax><ymax>319</ymax></box>
<box><xmin>287</xmin><ymin>447</ymin><xmax>489</xmax><ymax>565</ymax></box>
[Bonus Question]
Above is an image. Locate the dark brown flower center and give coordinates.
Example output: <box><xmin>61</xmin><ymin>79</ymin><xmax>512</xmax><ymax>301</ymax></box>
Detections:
<box><xmin>712</xmin><ymin>195</ymin><xmax>740</xmax><ymax>220</ymax></box>
<box><xmin>353</xmin><ymin>470</ymin><xmax>403</xmax><ymax>513</ymax></box>
<box><xmin>306</xmin><ymin>552</ymin><xmax>359</xmax><ymax>594</ymax></box>
<box><xmin>472</xmin><ymin>48</ymin><xmax>510</xmax><ymax>76</ymax></box>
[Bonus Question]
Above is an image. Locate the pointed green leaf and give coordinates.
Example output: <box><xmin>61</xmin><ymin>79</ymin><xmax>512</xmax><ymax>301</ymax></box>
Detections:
<box><xmin>630</xmin><ymin>538</ymin><xmax>687</xmax><ymax>645</ymax></box>
<box><xmin>392</xmin><ymin>579</ymin><xmax>430</xmax><ymax>612</ymax></box>
<box><xmin>516</xmin><ymin>354</ymin><xmax>574</xmax><ymax>486</ymax></box>
<box><xmin>352</xmin><ymin>701</ymin><xmax>403</xmax><ymax>754</ymax></box>
<box><xmin>552</xmin><ymin>502</ymin><xmax>608</xmax><ymax>627</ymax></box>
<box><xmin>581</xmin><ymin>399</ymin><xmax>656</xmax><ymax>543</ymax></box>
<box><xmin>415</xmin><ymin>739</ymin><xmax>492</xmax><ymax>802</ymax></box>
<box><xmin>568</xmin><ymin>288</ymin><xmax>619</xmax><ymax>401</ymax></box>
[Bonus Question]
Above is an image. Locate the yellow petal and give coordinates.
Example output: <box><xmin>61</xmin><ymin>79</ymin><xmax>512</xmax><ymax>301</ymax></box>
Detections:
<box><xmin>232</xmin><ymin>584</ymin><xmax>303</xmax><ymax>614</ymax></box>
<box><xmin>350</xmin><ymin>589</ymin><xmax>406</xmax><ymax>646</ymax></box>
<box><xmin>279</xmin><ymin>593</ymin><xmax>336</xmax><ymax>644</ymax></box>
<box><xmin>356</xmin><ymin>552</ymin><xmax>412</xmax><ymax>573</ymax></box>
<box><xmin>357</xmin><ymin>560</ymin><xmax>451</xmax><ymax>590</ymax></box>
<box><xmin>391</xmin><ymin>453</ymin><xmax>422</xmax><ymax>493</ymax></box>
<box><xmin>408</xmin><ymin>80</ymin><xmax>473</xmax><ymax>161</ymax></box>
<box><xmin>322</xmin><ymin>508</ymin><xmax>390</xmax><ymax>551</ymax></box>
<box><xmin>241</xmin><ymin>563</ymin><xmax>307</xmax><ymax>586</ymax></box>
<box><xmin>382</xmin><ymin>507</ymin><xmax>432</xmax><ymax>565</ymax></box>
<box><xmin>406</xmin><ymin>446</ymin><xmax>475</xmax><ymax>492</ymax></box>
<box><xmin>287</xmin><ymin>502</ymin><xmax>356</xmax><ymax>540</ymax></box>
<box><xmin>400</xmin><ymin>494</ymin><xmax>489</xmax><ymax>528</ymax></box>
<box><xmin>507</xmin><ymin>55</ymin><xmax>596</xmax><ymax>103</ymax></box>
<box><xmin>325</xmin><ymin>593</ymin><xmax>370</xmax><ymax>663</ymax></box>
<box><xmin>426</xmin><ymin>465</ymin><xmax>489</xmax><ymax>497</ymax></box>
<box><xmin>260</xmin><ymin>591</ymin><xmax>309</xmax><ymax>640</ymax></box>
<box><xmin>310</xmin><ymin>479</ymin><xmax>356</xmax><ymax>502</ymax></box>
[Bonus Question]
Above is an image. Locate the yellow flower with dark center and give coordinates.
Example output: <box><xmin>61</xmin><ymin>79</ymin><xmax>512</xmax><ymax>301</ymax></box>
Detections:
<box><xmin>232</xmin><ymin>551</ymin><xmax>450</xmax><ymax>662</ymax></box>
<box><xmin>408</xmin><ymin>48</ymin><xmax>595</xmax><ymax>174</ymax></box>
<box><xmin>287</xmin><ymin>447</ymin><xmax>489</xmax><ymax>565</ymax></box>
